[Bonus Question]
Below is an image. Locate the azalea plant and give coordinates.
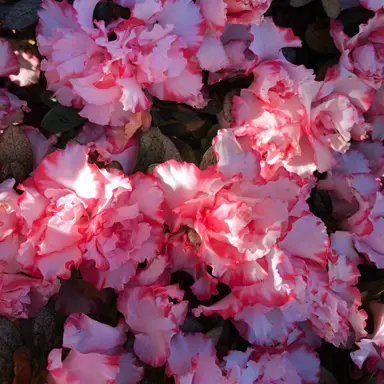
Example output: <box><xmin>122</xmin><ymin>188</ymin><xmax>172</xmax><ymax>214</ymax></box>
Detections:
<box><xmin>0</xmin><ymin>0</ymin><xmax>384</xmax><ymax>383</ymax></box>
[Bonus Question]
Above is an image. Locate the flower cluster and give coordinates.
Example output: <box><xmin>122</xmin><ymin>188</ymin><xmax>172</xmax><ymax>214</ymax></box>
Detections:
<box><xmin>0</xmin><ymin>0</ymin><xmax>384</xmax><ymax>382</ymax></box>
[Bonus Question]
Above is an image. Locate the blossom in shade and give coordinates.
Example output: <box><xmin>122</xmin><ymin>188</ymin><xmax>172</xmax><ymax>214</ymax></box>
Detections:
<box><xmin>0</xmin><ymin>39</ymin><xmax>19</xmax><ymax>77</ymax></box>
<box><xmin>0</xmin><ymin>273</ymin><xmax>59</xmax><ymax>320</ymax></box>
<box><xmin>331</xmin><ymin>13</ymin><xmax>384</xmax><ymax>89</ymax></box>
<box><xmin>117</xmin><ymin>284</ymin><xmax>188</xmax><ymax>366</ymax></box>
<box><xmin>223</xmin><ymin>343</ymin><xmax>320</xmax><ymax>384</ymax></box>
<box><xmin>351</xmin><ymin>301</ymin><xmax>384</xmax><ymax>382</ymax></box>
<box><xmin>47</xmin><ymin>313</ymin><xmax>143</xmax><ymax>384</ymax></box>
<box><xmin>0</xmin><ymin>89</ymin><xmax>27</xmax><ymax>128</ymax></box>
<box><xmin>166</xmin><ymin>333</ymin><xmax>228</xmax><ymax>384</ymax></box>
<box><xmin>9</xmin><ymin>50</ymin><xmax>41</xmax><ymax>87</ymax></box>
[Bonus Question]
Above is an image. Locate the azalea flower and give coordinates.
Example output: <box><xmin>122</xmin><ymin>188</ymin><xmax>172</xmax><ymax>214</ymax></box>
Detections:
<box><xmin>154</xmin><ymin>160</ymin><xmax>324</xmax><ymax>308</ymax></box>
<box><xmin>80</xmin><ymin>169</ymin><xmax>165</xmax><ymax>291</ymax></box>
<box><xmin>37</xmin><ymin>0</ymin><xmax>207</xmax><ymax>126</ymax></box>
<box><xmin>17</xmin><ymin>144</ymin><xmax>102</xmax><ymax>281</ymax></box>
<box><xmin>0</xmin><ymin>39</ymin><xmax>19</xmax><ymax>77</ymax></box>
<box><xmin>117</xmin><ymin>284</ymin><xmax>188</xmax><ymax>366</ymax></box>
<box><xmin>0</xmin><ymin>89</ymin><xmax>27</xmax><ymax>128</ymax></box>
<box><xmin>47</xmin><ymin>313</ymin><xmax>143</xmax><ymax>384</ymax></box>
<box><xmin>223</xmin><ymin>343</ymin><xmax>320</xmax><ymax>384</ymax></box>
<box><xmin>331</xmin><ymin>12</ymin><xmax>384</xmax><ymax>89</ymax></box>
<box><xmin>166</xmin><ymin>333</ymin><xmax>228</xmax><ymax>384</ymax></box>
<box><xmin>9</xmin><ymin>50</ymin><xmax>41</xmax><ymax>87</ymax></box>
<box><xmin>351</xmin><ymin>301</ymin><xmax>384</xmax><ymax>382</ymax></box>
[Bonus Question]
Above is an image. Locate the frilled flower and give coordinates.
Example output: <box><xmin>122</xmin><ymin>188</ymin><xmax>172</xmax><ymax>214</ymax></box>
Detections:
<box><xmin>80</xmin><ymin>170</ymin><xmax>164</xmax><ymax>291</ymax></box>
<box><xmin>310</xmin><ymin>64</ymin><xmax>374</xmax><ymax>171</ymax></box>
<box><xmin>0</xmin><ymin>39</ymin><xmax>19</xmax><ymax>77</ymax></box>
<box><xmin>223</xmin><ymin>343</ymin><xmax>320</xmax><ymax>384</ymax></box>
<box><xmin>0</xmin><ymin>274</ymin><xmax>59</xmax><ymax>320</ymax></box>
<box><xmin>117</xmin><ymin>285</ymin><xmax>188</xmax><ymax>367</ymax></box>
<box><xmin>166</xmin><ymin>333</ymin><xmax>228</xmax><ymax>384</ymax></box>
<box><xmin>0</xmin><ymin>89</ymin><xmax>27</xmax><ymax>128</ymax></box>
<box><xmin>155</xmin><ymin>160</ymin><xmax>330</xmax><ymax>309</ymax></box>
<box><xmin>47</xmin><ymin>313</ymin><xmax>143</xmax><ymax>384</ymax></box>
<box><xmin>225</xmin><ymin>0</ymin><xmax>272</xmax><ymax>25</ymax></box>
<box><xmin>233</xmin><ymin>60</ymin><xmax>322</xmax><ymax>178</ymax></box>
<box><xmin>17</xmin><ymin>145</ymin><xmax>102</xmax><ymax>281</ymax></box>
<box><xmin>37</xmin><ymin>0</ymin><xmax>206</xmax><ymax>126</ymax></box>
<box><xmin>331</xmin><ymin>12</ymin><xmax>384</xmax><ymax>89</ymax></box>
<box><xmin>232</xmin><ymin>58</ymin><xmax>375</xmax><ymax>177</ymax></box>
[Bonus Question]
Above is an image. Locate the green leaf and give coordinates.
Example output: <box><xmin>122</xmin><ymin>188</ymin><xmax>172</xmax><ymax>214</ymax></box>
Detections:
<box><xmin>41</xmin><ymin>105</ymin><xmax>86</xmax><ymax>134</ymax></box>
<box><xmin>4</xmin><ymin>0</ymin><xmax>42</xmax><ymax>30</ymax></box>
<box><xmin>40</xmin><ymin>91</ymin><xmax>57</xmax><ymax>108</ymax></box>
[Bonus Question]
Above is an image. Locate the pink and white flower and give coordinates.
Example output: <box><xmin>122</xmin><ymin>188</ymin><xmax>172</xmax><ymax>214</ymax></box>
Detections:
<box><xmin>37</xmin><ymin>0</ymin><xmax>207</xmax><ymax>126</ymax></box>
<box><xmin>166</xmin><ymin>333</ymin><xmax>228</xmax><ymax>384</ymax></box>
<box><xmin>117</xmin><ymin>284</ymin><xmax>188</xmax><ymax>367</ymax></box>
<box><xmin>331</xmin><ymin>13</ymin><xmax>384</xmax><ymax>89</ymax></box>
<box><xmin>80</xmin><ymin>170</ymin><xmax>164</xmax><ymax>291</ymax></box>
<box><xmin>0</xmin><ymin>273</ymin><xmax>59</xmax><ymax>320</ymax></box>
<box><xmin>225</xmin><ymin>0</ymin><xmax>272</xmax><ymax>25</ymax></box>
<box><xmin>232</xmin><ymin>59</ymin><xmax>374</xmax><ymax>178</ymax></box>
<box><xmin>47</xmin><ymin>313</ymin><xmax>144</xmax><ymax>384</ymax></box>
<box><xmin>75</xmin><ymin>117</ymin><xmax>145</xmax><ymax>174</ymax></box>
<box><xmin>361</xmin><ymin>0</ymin><xmax>384</xmax><ymax>12</ymax></box>
<box><xmin>232</xmin><ymin>60</ymin><xmax>321</xmax><ymax>178</ymax></box>
<box><xmin>0</xmin><ymin>89</ymin><xmax>27</xmax><ymax>128</ymax></box>
<box><xmin>155</xmin><ymin>160</ymin><xmax>328</xmax><ymax>309</ymax></box>
<box><xmin>17</xmin><ymin>145</ymin><xmax>102</xmax><ymax>281</ymax></box>
<box><xmin>0</xmin><ymin>39</ymin><xmax>19</xmax><ymax>77</ymax></box>
<box><xmin>318</xmin><ymin>142</ymin><xmax>382</xmax><ymax>235</ymax></box>
<box><xmin>223</xmin><ymin>343</ymin><xmax>320</xmax><ymax>384</ymax></box>
<box><xmin>9</xmin><ymin>50</ymin><xmax>41</xmax><ymax>87</ymax></box>
<box><xmin>351</xmin><ymin>301</ymin><xmax>384</xmax><ymax>382</ymax></box>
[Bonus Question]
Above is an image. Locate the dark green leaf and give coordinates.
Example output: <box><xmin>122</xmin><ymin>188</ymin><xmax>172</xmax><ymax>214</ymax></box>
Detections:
<box><xmin>4</xmin><ymin>0</ymin><xmax>42</xmax><ymax>29</ymax></box>
<box><xmin>42</xmin><ymin>105</ymin><xmax>86</xmax><ymax>134</ymax></box>
<box><xmin>0</xmin><ymin>317</ymin><xmax>23</xmax><ymax>384</ymax></box>
<box><xmin>200</xmin><ymin>147</ymin><xmax>217</xmax><ymax>170</ymax></box>
<box><xmin>135</xmin><ymin>127</ymin><xmax>182</xmax><ymax>173</ymax></box>
<box><xmin>40</xmin><ymin>91</ymin><xmax>56</xmax><ymax>108</ymax></box>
